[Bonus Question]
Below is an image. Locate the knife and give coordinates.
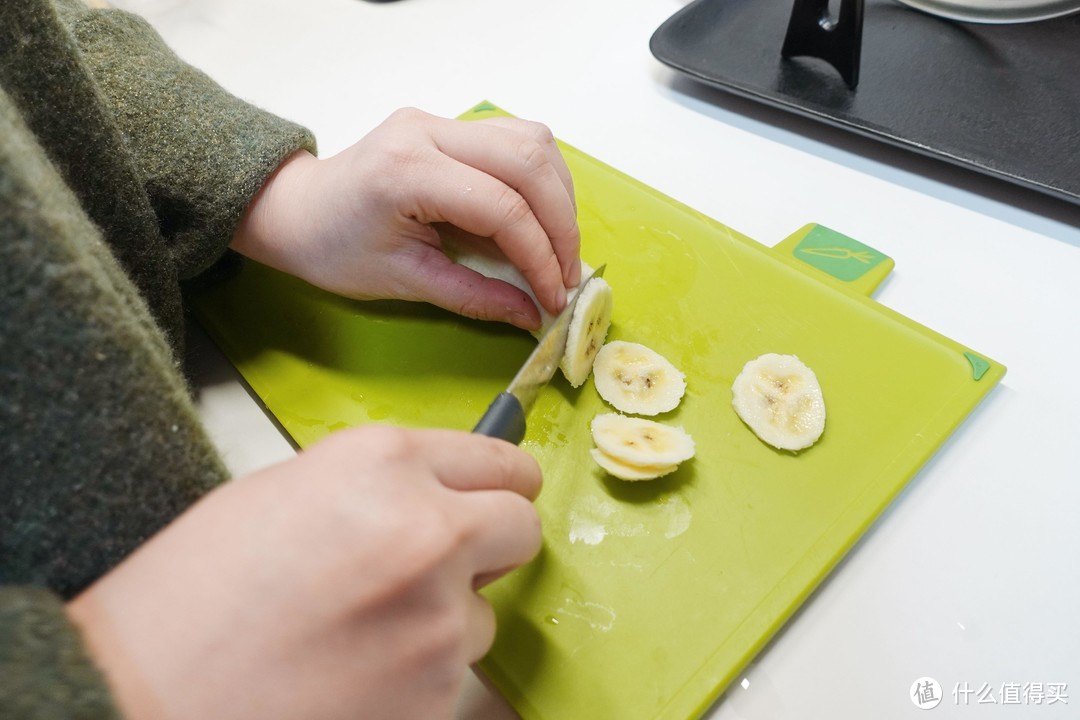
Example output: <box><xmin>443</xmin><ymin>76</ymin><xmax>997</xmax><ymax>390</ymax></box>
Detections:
<box><xmin>473</xmin><ymin>264</ymin><xmax>607</xmax><ymax>444</ymax></box>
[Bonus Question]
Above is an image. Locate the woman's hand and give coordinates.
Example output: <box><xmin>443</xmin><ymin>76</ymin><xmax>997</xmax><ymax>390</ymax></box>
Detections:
<box><xmin>232</xmin><ymin>108</ymin><xmax>581</xmax><ymax>331</ymax></box>
<box><xmin>67</xmin><ymin>427</ymin><xmax>543</xmax><ymax>720</ymax></box>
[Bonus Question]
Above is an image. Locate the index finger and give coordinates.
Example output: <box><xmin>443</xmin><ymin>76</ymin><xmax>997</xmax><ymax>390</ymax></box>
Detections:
<box><xmin>424</xmin><ymin>116</ymin><xmax>580</xmax><ymax>295</ymax></box>
<box><xmin>411</xmin><ymin>153</ymin><xmax>567</xmax><ymax>316</ymax></box>
<box><xmin>469</xmin><ymin>117</ymin><xmax>582</xmax><ymax>287</ymax></box>
<box><xmin>475</xmin><ymin>117</ymin><xmax>576</xmax><ymax>214</ymax></box>
<box><xmin>407</xmin><ymin>429</ymin><xmax>543</xmax><ymax>500</ymax></box>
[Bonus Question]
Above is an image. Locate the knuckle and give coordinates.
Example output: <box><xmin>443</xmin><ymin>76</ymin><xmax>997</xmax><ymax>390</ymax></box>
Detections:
<box><xmin>505</xmin><ymin>117</ymin><xmax>552</xmax><ymax>145</ymax></box>
<box><xmin>522</xmin><ymin>119</ymin><xmax>556</xmax><ymax>147</ymax></box>
<box><xmin>404</xmin><ymin>502</ymin><xmax>467</xmax><ymax>569</ymax></box>
<box><xmin>387</xmin><ymin>106</ymin><xmax>427</xmax><ymax>124</ymax></box>
<box><xmin>494</xmin><ymin>186</ymin><xmax>531</xmax><ymax>229</ymax></box>
<box><xmin>307</xmin><ymin>426</ymin><xmax>416</xmax><ymax>505</ymax></box>
<box><xmin>349</xmin><ymin>424</ymin><xmax>415</xmax><ymax>463</ymax></box>
<box><xmin>515</xmin><ymin>138</ymin><xmax>549</xmax><ymax>177</ymax></box>
<box><xmin>372</xmin><ymin>111</ymin><xmax>439</xmax><ymax>174</ymax></box>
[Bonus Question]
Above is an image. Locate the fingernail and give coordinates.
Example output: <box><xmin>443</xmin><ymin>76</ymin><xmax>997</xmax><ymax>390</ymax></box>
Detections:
<box><xmin>556</xmin><ymin>285</ymin><xmax>567</xmax><ymax>310</ymax></box>
<box><xmin>511</xmin><ymin>309</ymin><xmax>540</xmax><ymax>331</ymax></box>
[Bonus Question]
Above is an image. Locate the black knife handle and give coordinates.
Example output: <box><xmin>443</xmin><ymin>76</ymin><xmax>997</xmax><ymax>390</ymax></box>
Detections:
<box><xmin>472</xmin><ymin>392</ymin><xmax>526</xmax><ymax>445</ymax></box>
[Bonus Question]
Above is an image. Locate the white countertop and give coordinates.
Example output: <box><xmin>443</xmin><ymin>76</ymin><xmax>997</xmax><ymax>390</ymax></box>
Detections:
<box><xmin>130</xmin><ymin>0</ymin><xmax>1080</xmax><ymax>717</ymax></box>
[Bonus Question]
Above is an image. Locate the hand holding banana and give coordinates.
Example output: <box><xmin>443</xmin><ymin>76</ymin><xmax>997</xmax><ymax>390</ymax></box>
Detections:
<box><xmin>230</xmin><ymin>108</ymin><xmax>581</xmax><ymax>331</ymax></box>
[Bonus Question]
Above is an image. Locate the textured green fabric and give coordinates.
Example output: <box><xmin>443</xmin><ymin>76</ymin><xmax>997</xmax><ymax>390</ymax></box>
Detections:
<box><xmin>0</xmin><ymin>588</ymin><xmax>121</xmax><ymax>720</ymax></box>
<box><xmin>0</xmin><ymin>0</ymin><xmax>316</xmax><ymax>716</ymax></box>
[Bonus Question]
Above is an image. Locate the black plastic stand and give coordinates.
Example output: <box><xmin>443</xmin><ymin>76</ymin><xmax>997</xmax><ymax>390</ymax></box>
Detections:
<box><xmin>649</xmin><ymin>0</ymin><xmax>1080</xmax><ymax>207</ymax></box>
<box><xmin>781</xmin><ymin>0</ymin><xmax>865</xmax><ymax>88</ymax></box>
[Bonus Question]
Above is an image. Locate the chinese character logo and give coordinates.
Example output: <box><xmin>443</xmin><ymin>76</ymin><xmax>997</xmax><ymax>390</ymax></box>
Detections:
<box><xmin>911</xmin><ymin>677</ymin><xmax>943</xmax><ymax>710</ymax></box>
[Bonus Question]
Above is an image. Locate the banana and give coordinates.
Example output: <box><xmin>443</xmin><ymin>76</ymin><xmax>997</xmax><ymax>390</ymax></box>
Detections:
<box><xmin>559</xmin><ymin>276</ymin><xmax>613</xmax><ymax>387</ymax></box>
<box><xmin>443</xmin><ymin>232</ymin><xmax>612</xmax><ymax>388</ymax></box>
<box><xmin>592</xmin><ymin>341</ymin><xmax>686</xmax><ymax>415</ymax></box>
<box><xmin>588</xmin><ymin>448</ymin><xmax>679</xmax><ymax>482</ymax></box>
<box><xmin>590</xmin><ymin>413</ymin><xmax>695</xmax><ymax>467</ymax></box>
<box><xmin>589</xmin><ymin>413</ymin><xmax>693</xmax><ymax>481</ymax></box>
<box><xmin>731</xmin><ymin>353</ymin><xmax>826</xmax><ymax>451</ymax></box>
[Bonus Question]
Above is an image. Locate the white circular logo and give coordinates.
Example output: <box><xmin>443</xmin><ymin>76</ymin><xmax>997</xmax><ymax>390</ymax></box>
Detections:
<box><xmin>911</xmin><ymin>677</ymin><xmax>943</xmax><ymax>709</ymax></box>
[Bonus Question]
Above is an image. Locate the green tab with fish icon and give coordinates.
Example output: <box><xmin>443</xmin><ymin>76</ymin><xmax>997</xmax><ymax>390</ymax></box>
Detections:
<box><xmin>771</xmin><ymin>224</ymin><xmax>894</xmax><ymax>297</ymax></box>
<box><xmin>794</xmin><ymin>225</ymin><xmax>888</xmax><ymax>281</ymax></box>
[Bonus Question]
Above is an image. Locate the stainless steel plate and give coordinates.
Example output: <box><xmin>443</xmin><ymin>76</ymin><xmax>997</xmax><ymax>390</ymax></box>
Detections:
<box><xmin>894</xmin><ymin>0</ymin><xmax>1080</xmax><ymax>22</ymax></box>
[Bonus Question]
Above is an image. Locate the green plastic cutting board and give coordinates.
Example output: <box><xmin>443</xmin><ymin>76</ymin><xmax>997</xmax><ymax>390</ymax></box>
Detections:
<box><xmin>190</xmin><ymin>102</ymin><xmax>1005</xmax><ymax>720</ymax></box>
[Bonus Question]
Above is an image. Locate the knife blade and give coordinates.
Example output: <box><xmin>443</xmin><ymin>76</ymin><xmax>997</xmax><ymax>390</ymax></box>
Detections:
<box><xmin>472</xmin><ymin>264</ymin><xmax>607</xmax><ymax>444</ymax></box>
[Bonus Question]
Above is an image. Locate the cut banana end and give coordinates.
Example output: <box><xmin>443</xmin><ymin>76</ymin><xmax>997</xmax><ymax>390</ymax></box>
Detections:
<box><xmin>443</xmin><ymin>231</ymin><xmax>612</xmax><ymax>388</ymax></box>
<box><xmin>589</xmin><ymin>448</ymin><xmax>679</xmax><ymax>482</ymax></box>
<box><xmin>593</xmin><ymin>341</ymin><xmax>686</xmax><ymax>415</ymax></box>
<box><xmin>560</xmin><ymin>274</ymin><xmax>613</xmax><ymax>387</ymax></box>
<box><xmin>591</xmin><ymin>413</ymin><xmax>695</xmax><ymax>467</ymax></box>
<box><xmin>731</xmin><ymin>353</ymin><xmax>826</xmax><ymax>451</ymax></box>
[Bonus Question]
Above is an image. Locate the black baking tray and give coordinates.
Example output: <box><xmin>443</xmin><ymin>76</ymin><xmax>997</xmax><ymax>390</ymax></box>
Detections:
<box><xmin>650</xmin><ymin>0</ymin><xmax>1080</xmax><ymax>206</ymax></box>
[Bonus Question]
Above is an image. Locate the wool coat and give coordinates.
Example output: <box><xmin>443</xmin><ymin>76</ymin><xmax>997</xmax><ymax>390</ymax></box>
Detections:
<box><xmin>0</xmin><ymin>1</ymin><xmax>315</xmax><ymax>715</ymax></box>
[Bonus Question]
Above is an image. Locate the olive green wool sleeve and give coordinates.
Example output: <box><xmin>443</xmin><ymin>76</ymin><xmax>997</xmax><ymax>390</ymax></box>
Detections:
<box><xmin>0</xmin><ymin>0</ymin><xmax>316</xmax><ymax>349</ymax></box>
<box><xmin>0</xmin><ymin>588</ymin><xmax>122</xmax><ymax>720</ymax></box>
<box><xmin>1</xmin><ymin>2</ymin><xmax>320</xmax><ymax>715</ymax></box>
<box><xmin>53</xmin><ymin>0</ymin><xmax>317</xmax><ymax>280</ymax></box>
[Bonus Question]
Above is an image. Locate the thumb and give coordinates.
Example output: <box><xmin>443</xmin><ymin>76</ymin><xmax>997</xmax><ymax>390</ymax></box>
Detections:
<box><xmin>404</xmin><ymin>245</ymin><xmax>542</xmax><ymax>330</ymax></box>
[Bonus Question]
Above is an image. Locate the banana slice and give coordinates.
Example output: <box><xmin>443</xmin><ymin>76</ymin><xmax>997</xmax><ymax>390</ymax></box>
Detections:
<box><xmin>589</xmin><ymin>448</ymin><xmax>679</xmax><ymax>482</ymax></box>
<box><xmin>589</xmin><ymin>413</ymin><xmax>693</xmax><ymax>481</ymax></box>
<box><xmin>443</xmin><ymin>232</ymin><xmax>612</xmax><ymax>388</ymax></box>
<box><xmin>590</xmin><ymin>413</ymin><xmax>695</xmax><ymax>467</ymax></box>
<box><xmin>559</xmin><ymin>276</ymin><xmax>613</xmax><ymax>387</ymax></box>
<box><xmin>731</xmin><ymin>353</ymin><xmax>826</xmax><ymax>451</ymax></box>
<box><xmin>592</xmin><ymin>341</ymin><xmax>686</xmax><ymax>415</ymax></box>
